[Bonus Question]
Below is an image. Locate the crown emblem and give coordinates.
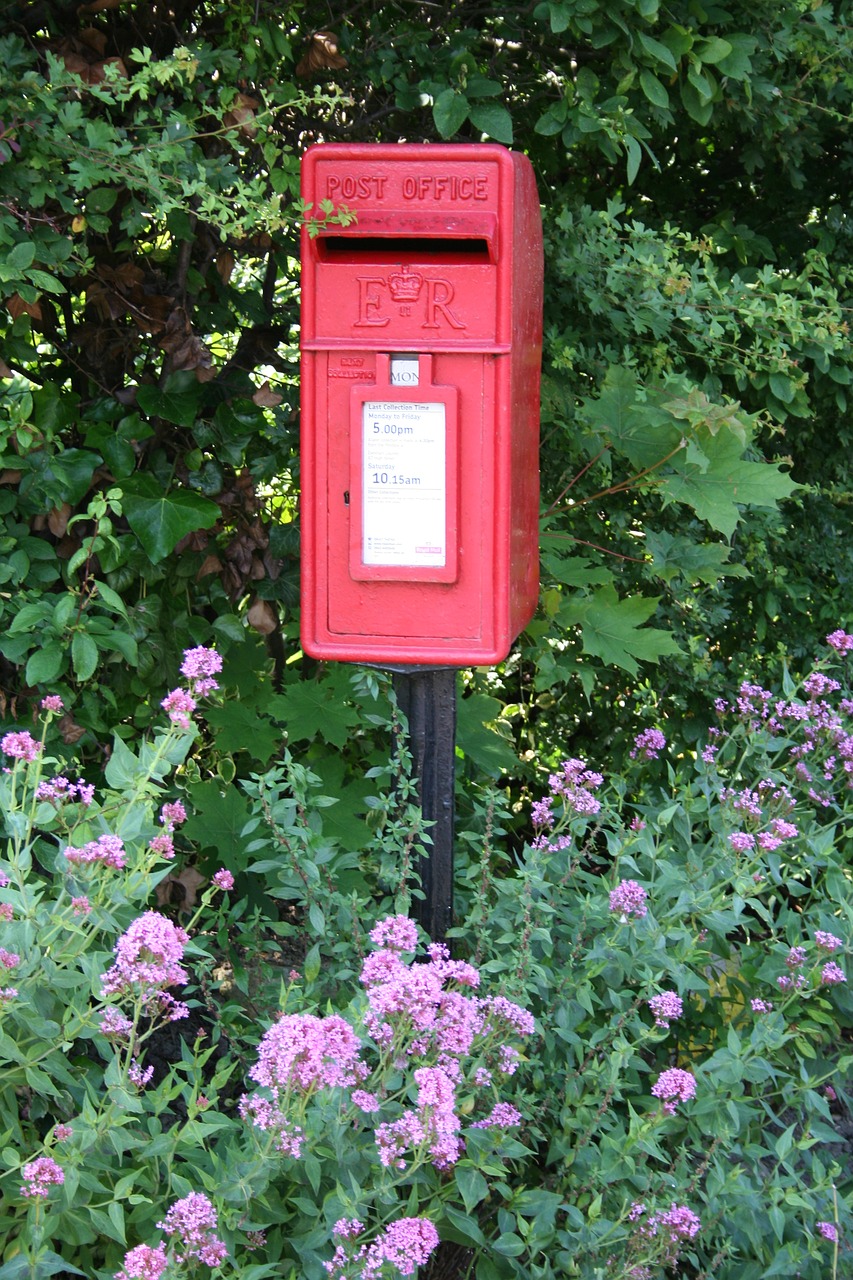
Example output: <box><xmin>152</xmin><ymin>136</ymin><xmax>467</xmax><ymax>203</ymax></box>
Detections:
<box><xmin>388</xmin><ymin>264</ymin><xmax>424</xmax><ymax>302</ymax></box>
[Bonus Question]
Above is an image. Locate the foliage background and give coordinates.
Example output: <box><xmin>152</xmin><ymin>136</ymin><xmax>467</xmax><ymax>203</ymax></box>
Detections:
<box><xmin>2</xmin><ymin>0</ymin><xmax>851</xmax><ymax>808</ymax></box>
<box><xmin>1</xmin><ymin>2</ymin><xmax>853</xmax><ymax>1276</ymax></box>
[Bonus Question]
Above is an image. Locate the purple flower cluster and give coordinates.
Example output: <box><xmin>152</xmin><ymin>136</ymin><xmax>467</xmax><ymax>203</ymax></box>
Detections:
<box><xmin>157</xmin><ymin>1192</ymin><xmax>226</xmax><ymax>1267</ymax></box>
<box><xmin>609</xmin><ymin>879</ymin><xmax>648</xmax><ymax>920</ymax></box>
<box><xmin>647</xmin><ymin>991</ymin><xmax>682</xmax><ymax>1029</ymax></box>
<box><xmin>325</xmin><ymin>1216</ymin><xmax>440</xmax><ymax>1280</ymax></box>
<box><xmin>827</xmin><ymin>629</ymin><xmax>853</xmax><ymax>654</ymax></box>
<box><xmin>532</xmin><ymin>757</ymin><xmax>604</xmax><ymax>828</ymax></box>
<box><xmin>651</xmin><ymin>1067</ymin><xmax>696</xmax><ymax>1115</ymax></box>
<box><xmin>627</xmin><ymin>1200</ymin><xmax>701</xmax><ymax>1270</ymax></box>
<box><xmin>817</xmin><ymin>1220</ymin><xmax>839</xmax><ymax>1243</ymax></box>
<box><xmin>242</xmin><ymin>918</ymin><xmax>531</xmax><ymax>1170</ymax></box>
<box><xmin>630</xmin><ymin>728</ymin><xmax>667</xmax><ymax>760</ymax></box>
<box><xmin>241</xmin><ymin>1012</ymin><xmax>366</xmax><ymax>1155</ymax></box>
<box><xmin>180</xmin><ymin>646</ymin><xmax>223</xmax><ymax>695</ymax></box>
<box><xmin>376</xmin><ymin>1065</ymin><xmax>461</xmax><ymax>1169</ymax></box>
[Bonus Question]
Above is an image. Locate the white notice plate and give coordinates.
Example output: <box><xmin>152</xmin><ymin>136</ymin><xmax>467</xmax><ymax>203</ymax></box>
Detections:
<box><xmin>362</xmin><ymin>401</ymin><xmax>446</xmax><ymax>567</ymax></box>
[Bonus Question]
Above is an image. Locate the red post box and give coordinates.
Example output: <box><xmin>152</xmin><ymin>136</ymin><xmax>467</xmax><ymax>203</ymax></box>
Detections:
<box><xmin>300</xmin><ymin>142</ymin><xmax>543</xmax><ymax>665</ymax></box>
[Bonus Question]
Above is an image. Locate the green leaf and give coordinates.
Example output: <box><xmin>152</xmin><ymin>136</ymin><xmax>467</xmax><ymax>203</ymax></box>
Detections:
<box><xmin>561</xmin><ymin>585</ymin><xmax>682</xmax><ymax>675</ymax></box>
<box><xmin>136</xmin><ymin>383</ymin><xmax>203</xmax><ymax>428</ymax></box>
<box><xmin>624</xmin><ymin>135</ymin><xmax>641</xmax><ymax>185</ymax></box>
<box><xmin>433</xmin><ymin>89</ymin><xmax>470</xmax><ymax>138</ymax></box>
<box><xmin>7</xmin><ymin>242</ymin><xmax>36</xmax><ymax>272</ymax></box>
<box><xmin>71</xmin><ymin>630</ymin><xmax>99</xmax><ymax>681</ymax></box>
<box><xmin>695</xmin><ymin>36</ymin><xmax>733</xmax><ymax>65</ymax></box>
<box><xmin>456</xmin><ymin>693</ymin><xmax>518</xmax><ymax>776</ymax></box>
<box><xmin>468</xmin><ymin>102</ymin><xmax>513</xmax><ymax>144</ymax></box>
<box><xmin>455</xmin><ymin>1165</ymin><xmax>489</xmax><ymax>1213</ymax></box>
<box><xmin>636</xmin><ymin>31</ymin><xmax>678</xmax><ymax>73</ymax></box>
<box><xmin>204</xmin><ymin>703</ymin><xmax>281</xmax><ymax>765</ymax></box>
<box><xmin>769</xmin><ymin>372</ymin><xmax>795</xmax><ymax>404</ymax></box>
<box><xmin>680</xmin><ymin>79</ymin><xmax>714</xmax><ymax>126</ymax></box>
<box><xmin>267</xmin><ymin>684</ymin><xmax>361</xmax><ymax>748</ymax></box>
<box><xmin>639</xmin><ymin>69</ymin><xmax>669</xmax><ymax>109</ymax></box>
<box><xmin>665</xmin><ymin>431</ymin><xmax>800</xmax><ymax>537</ymax></box>
<box><xmin>122</xmin><ymin>477</ymin><xmax>219</xmax><ymax>563</ymax></box>
<box><xmin>87</xmin><ymin>186</ymin><xmax>119</xmax><ymax>213</ymax></box>
<box><xmin>105</xmin><ymin>734</ymin><xmax>139</xmax><ymax>790</ymax></box>
<box><xmin>465</xmin><ymin>76</ymin><xmax>503</xmax><ymax>98</ymax></box>
<box><xmin>184</xmin><ymin>780</ymin><xmax>253</xmax><ymax>856</ymax></box>
<box><xmin>25</xmin><ymin>645</ymin><xmax>65</xmax><ymax>685</ymax></box>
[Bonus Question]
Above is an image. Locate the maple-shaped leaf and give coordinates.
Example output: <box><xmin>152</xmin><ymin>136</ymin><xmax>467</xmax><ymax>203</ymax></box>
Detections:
<box><xmin>183</xmin><ymin>780</ymin><xmax>252</xmax><ymax>856</ymax></box>
<box><xmin>268</xmin><ymin>684</ymin><xmax>360</xmax><ymax>748</ymax></box>
<box><xmin>664</xmin><ymin>429</ymin><xmax>799</xmax><ymax>537</ymax></box>
<box><xmin>561</xmin><ymin>585</ymin><xmax>682</xmax><ymax>675</ymax></box>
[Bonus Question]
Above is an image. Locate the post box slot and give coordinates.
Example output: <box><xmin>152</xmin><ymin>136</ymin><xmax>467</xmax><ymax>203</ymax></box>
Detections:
<box><xmin>316</xmin><ymin>236</ymin><xmax>492</xmax><ymax>264</ymax></box>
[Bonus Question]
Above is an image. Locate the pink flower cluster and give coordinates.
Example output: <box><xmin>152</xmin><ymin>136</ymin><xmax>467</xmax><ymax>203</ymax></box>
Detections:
<box><xmin>531</xmin><ymin>757</ymin><xmax>604</xmax><ymax>828</ymax></box>
<box><xmin>651</xmin><ymin>1067</ymin><xmax>696</xmax><ymax>1115</ymax></box>
<box><xmin>242</xmin><ymin>917</ymin><xmax>531</xmax><ymax>1170</ymax></box>
<box><xmin>102</xmin><ymin>911</ymin><xmax>189</xmax><ymax>1000</ymax></box>
<box><xmin>241</xmin><ymin>1012</ymin><xmax>366</xmax><ymax>1155</ymax></box>
<box><xmin>1</xmin><ymin>731</ymin><xmax>41</xmax><ymax>762</ymax></box>
<box><xmin>20</xmin><ymin>1155</ymin><xmax>64</xmax><ymax>1198</ymax></box>
<box><xmin>36</xmin><ymin>776</ymin><xmax>95</xmax><ymax>806</ymax></box>
<box><xmin>180</xmin><ymin>647</ymin><xmax>223</xmax><ymax>695</ymax></box>
<box><xmin>609</xmin><ymin>879</ymin><xmax>648</xmax><ymax>920</ymax></box>
<box><xmin>160</xmin><ymin>647</ymin><xmax>223</xmax><ymax>728</ymax></box>
<box><xmin>376</xmin><ymin>1065</ymin><xmax>461</xmax><ymax>1169</ymax></box>
<box><xmin>64</xmin><ymin>833</ymin><xmax>126</xmax><ymax>870</ymax></box>
<box><xmin>116</xmin><ymin>1245</ymin><xmax>168</xmax><ymax>1280</ymax></box>
<box><xmin>325</xmin><ymin>1216</ymin><xmax>440</xmax><ymax>1280</ymax></box>
<box><xmin>158</xmin><ymin>1192</ymin><xmax>226</xmax><ymax>1267</ymax></box>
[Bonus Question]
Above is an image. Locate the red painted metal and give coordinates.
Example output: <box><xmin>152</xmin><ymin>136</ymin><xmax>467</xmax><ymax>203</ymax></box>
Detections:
<box><xmin>300</xmin><ymin>142</ymin><xmax>543</xmax><ymax>665</ymax></box>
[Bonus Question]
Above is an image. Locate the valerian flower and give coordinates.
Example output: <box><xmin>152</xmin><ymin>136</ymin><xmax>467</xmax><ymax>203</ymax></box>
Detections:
<box><xmin>20</xmin><ymin>1155</ymin><xmax>64</xmax><ymax>1198</ymax></box>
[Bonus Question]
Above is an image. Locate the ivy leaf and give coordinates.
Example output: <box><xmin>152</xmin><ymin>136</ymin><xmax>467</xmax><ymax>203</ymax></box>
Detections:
<box><xmin>433</xmin><ymin>89</ymin><xmax>470</xmax><ymax>138</ymax></box>
<box><xmin>561</xmin><ymin>585</ymin><xmax>682</xmax><ymax>675</ymax></box>
<box><xmin>122</xmin><ymin>476</ymin><xmax>219</xmax><ymax>563</ymax></box>
<box><xmin>136</xmin><ymin>383</ymin><xmax>203</xmax><ymax>427</ymax></box>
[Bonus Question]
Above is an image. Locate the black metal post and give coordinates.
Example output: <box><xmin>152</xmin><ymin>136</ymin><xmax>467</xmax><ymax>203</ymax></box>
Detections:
<box><xmin>391</xmin><ymin>667</ymin><xmax>457</xmax><ymax>941</ymax></box>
